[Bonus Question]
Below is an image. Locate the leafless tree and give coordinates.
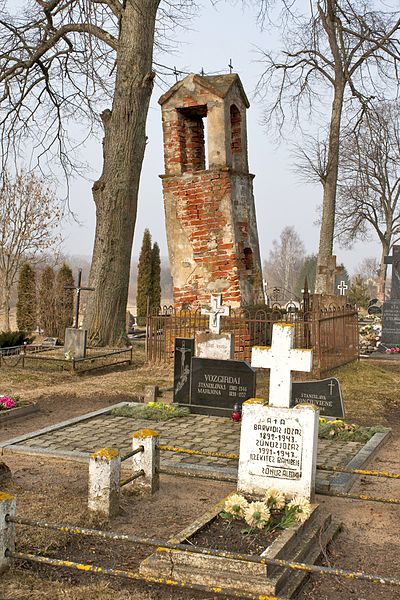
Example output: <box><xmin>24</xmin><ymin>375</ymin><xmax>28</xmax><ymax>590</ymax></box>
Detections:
<box><xmin>334</xmin><ymin>102</ymin><xmax>400</xmax><ymax>299</ymax></box>
<box><xmin>0</xmin><ymin>0</ymin><xmax>195</xmax><ymax>345</ymax></box>
<box><xmin>0</xmin><ymin>171</ymin><xmax>62</xmax><ymax>331</ymax></box>
<box><xmin>256</xmin><ymin>0</ymin><xmax>400</xmax><ymax>294</ymax></box>
<box><xmin>263</xmin><ymin>226</ymin><xmax>306</xmax><ymax>297</ymax></box>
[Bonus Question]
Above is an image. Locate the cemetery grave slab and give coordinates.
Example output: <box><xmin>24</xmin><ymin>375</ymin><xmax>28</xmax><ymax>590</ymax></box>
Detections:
<box><xmin>0</xmin><ymin>401</ymin><xmax>38</xmax><ymax>424</ymax></box>
<box><xmin>0</xmin><ymin>403</ymin><xmax>391</xmax><ymax>494</ymax></box>
<box><xmin>139</xmin><ymin>494</ymin><xmax>339</xmax><ymax>598</ymax></box>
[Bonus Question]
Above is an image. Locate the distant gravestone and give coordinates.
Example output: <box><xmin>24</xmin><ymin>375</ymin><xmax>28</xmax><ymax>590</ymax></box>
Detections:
<box><xmin>189</xmin><ymin>357</ymin><xmax>256</xmax><ymax>416</ymax></box>
<box><xmin>368</xmin><ymin>305</ymin><xmax>382</xmax><ymax>316</ymax></box>
<box><xmin>173</xmin><ymin>338</ymin><xmax>195</xmax><ymax>404</ymax></box>
<box><xmin>197</xmin><ymin>294</ymin><xmax>233</xmax><ymax>360</ymax></box>
<box><xmin>382</xmin><ymin>246</ymin><xmax>400</xmax><ymax>347</ymax></box>
<box><xmin>381</xmin><ymin>301</ymin><xmax>400</xmax><ymax>347</ymax></box>
<box><xmin>42</xmin><ymin>337</ymin><xmax>58</xmax><ymax>347</ymax></box>
<box><xmin>64</xmin><ymin>328</ymin><xmax>87</xmax><ymax>359</ymax></box>
<box><xmin>291</xmin><ymin>377</ymin><xmax>345</xmax><ymax>419</ymax></box>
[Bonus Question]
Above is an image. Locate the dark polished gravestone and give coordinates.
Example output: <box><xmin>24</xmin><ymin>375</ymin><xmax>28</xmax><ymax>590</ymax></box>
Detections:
<box><xmin>381</xmin><ymin>301</ymin><xmax>400</xmax><ymax>347</ymax></box>
<box><xmin>173</xmin><ymin>338</ymin><xmax>195</xmax><ymax>404</ymax></box>
<box><xmin>188</xmin><ymin>357</ymin><xmax>256</xmax><ymax>417</ymax></box>
<box><xmin>381</xmin><ymin>246</ymin><xmax>400</xmax><ymax>349</ymax></box>
<box><xmin>291</xmin><ymin>377</ymin><xmax>345</xmax><ymax>419</ymax></box>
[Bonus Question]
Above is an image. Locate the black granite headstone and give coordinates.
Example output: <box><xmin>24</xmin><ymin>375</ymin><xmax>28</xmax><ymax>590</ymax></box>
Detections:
<box><xmin>381</xmin><ymin>300</ymin><xmax>400</xmax><ymax>347</ymax></box>
<box><xmin>173</xmin><ymin>338</ymin><xmax>195</xmax><ymax>404</ymax></box>
<box><xmin>367</xmin><ymin>305</ymin><xmax>382</xmax><ymax>316</ymax></box>
<box><xmin>291</xmin><ymin>377</ymin><xmax>345</xmax><ymax>419</ymax></box>
<box><xmin>189</xmin><ymin>357</ymin><xmax>256</xmax><ymax>417</ymax></box>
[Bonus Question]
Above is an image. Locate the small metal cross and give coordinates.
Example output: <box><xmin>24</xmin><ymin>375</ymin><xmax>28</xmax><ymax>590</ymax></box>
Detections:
<box><xmin>337</xmin><ymin>281</ymin><xmax>348</xmax><ymax>296</ymax></box>
<box><xmin>64</xmin><ymin>269</ymin><xmax>95</xmax><ymax>329</ymax></box>
<box><xmin>201</xmin><ymin>294</ymin><xmax>230</xmax><ymax>334</ymax></box>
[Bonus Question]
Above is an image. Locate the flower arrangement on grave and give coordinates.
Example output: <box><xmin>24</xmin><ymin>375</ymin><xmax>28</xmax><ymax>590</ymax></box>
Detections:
<box><xmin>318</xmin><ymin>417</ymin><xmax>385</xmax><ymax>442</ymax></box>
<box><xmin>111</xmin><ymin>401</ymin><xmax>190</xmax><ymax>421</ymax></box>
<box><xmin>0</xmin><ymin>395</ymin><xmax>19</xmax><ymax>410</ymax></box>
<box><xmin>219</xmin><ymin>489</ymin><xmax>312</xmax><ymax>534</ymax></box>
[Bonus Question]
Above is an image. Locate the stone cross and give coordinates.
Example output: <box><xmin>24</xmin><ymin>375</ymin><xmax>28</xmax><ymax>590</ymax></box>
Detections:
<box><xmin>337</xmin><ymin>281</ymin><xmax>348</xmax><ymax>296</ymax></box>
<box><xmin>65</xmin><ymin>269</ymin><xmax>95</xmax><ymax>328</ymax></box>
<box><xmin>384</xmin><ymin>245</ymin><xmax>400</xmax><ymax>300</ymax></box>
<box><xmin>251</xmin><ymin>323</ymin><xmax>313</xmax><ymax>408</ymax></box>
<box><xmin>201</xmin><ymin>293</ymin><xmax>230</xmax><ymax>334</ymax></box>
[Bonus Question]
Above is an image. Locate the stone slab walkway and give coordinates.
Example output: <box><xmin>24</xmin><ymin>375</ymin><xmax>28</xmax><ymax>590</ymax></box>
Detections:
<box><xmin>0</xmin><ymin>404</ymin><xmax>390</xmax><ymax>493</ymax></box>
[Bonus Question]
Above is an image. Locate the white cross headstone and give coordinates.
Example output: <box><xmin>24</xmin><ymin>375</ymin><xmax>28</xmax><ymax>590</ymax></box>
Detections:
<box><xmin>237</xmin><ymin>323</ymin><xmax>318</xmax><ymax>501</ymax></box>
<box><xmin>201</xmin><ymin>293</ymin><xmax>230</xmax><ymax>334</ymax></box>
<box><xmin>251</xmin><ymin>324</ymin><xmax>312</xmax><ymax>408</ymax></box>
<box><xmin>337</xmin><ymin>281</ymin><xmax>348</xmax><ymax>296</ymax></box>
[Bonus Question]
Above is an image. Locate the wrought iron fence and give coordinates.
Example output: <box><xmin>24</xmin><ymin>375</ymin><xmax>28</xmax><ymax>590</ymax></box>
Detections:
<box><xmin>146</xmin><ymin>302</ymin><xmax>359</xmax><ymax>377</ymax></box>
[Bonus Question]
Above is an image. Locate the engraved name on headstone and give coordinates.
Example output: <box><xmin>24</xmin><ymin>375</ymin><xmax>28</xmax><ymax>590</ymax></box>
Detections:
<box><xmin>248</xmin><ymin>412</ymin><xmax>303</xmax><ymax>481</ymax></box>
<box><xmin>189</xmin><ymin>357</ymin><xmax>256</xmax><ymax>416</ymax></box>
<box><xmin>381</xmin><ymin>300</ymin><xmax>400</xmax><ymax>347</ymax></box>
<box><xmin>291</xmin><ymin>377</ymin><xmax>345</xmax><ymax>419</ymax></box>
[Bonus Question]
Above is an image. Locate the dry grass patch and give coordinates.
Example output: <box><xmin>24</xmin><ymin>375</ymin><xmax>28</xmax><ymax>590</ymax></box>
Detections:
<box><xmin>329</xmin><ymin>360</ymin><xmax>400</xmax><ymax>424</ymax></box>
<box><xmin>0</xmin><ymin>345</ymin><xmax>173</xmax><ymax>402</ymax></box>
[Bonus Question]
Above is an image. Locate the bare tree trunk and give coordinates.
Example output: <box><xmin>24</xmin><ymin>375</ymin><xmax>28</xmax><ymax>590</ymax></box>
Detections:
<box><xmin>379</xmin><ymin>238</ymin><xmax>390</xmax><ymax>301</ymax></box>
<box><xmin>84</xmin><ymin>1</ymin><xmax>160</xmax><ymax>346</ymax></box>
<box><xmin>1</xmin><ymin>278</ymin><xmax>11</xmax><ymax>332</ymax></box>
<box><xmin>315</xmin><ymin>81</ymin><xmax>345</xmax><ymax>294</ymax></box>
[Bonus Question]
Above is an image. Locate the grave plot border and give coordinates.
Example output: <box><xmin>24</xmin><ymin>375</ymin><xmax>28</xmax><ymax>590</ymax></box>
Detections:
<box><xmin>0</xmin><ymin>403</ymin><xmax>39</xmax><ymax>424</ymax></box>
<box><xmin>0</xmin><ymin>346</ymin><xmax>133</xmax><ymax>373</ymax></box>
<box><xmin>0</xmin><ymin>403</ymin><xmax>391</xmax><ymax>495</ymax></box>
<box><xmin>139</xmin><ymin>494</ymin><xmax>339</xmax><ymax>598</ymax></box>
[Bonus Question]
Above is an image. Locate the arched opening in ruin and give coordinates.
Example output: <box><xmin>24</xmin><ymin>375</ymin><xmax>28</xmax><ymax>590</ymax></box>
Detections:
<box><xmin>177</xmin><ymin>105</ymin><xmax>208</xmax><ymax>172</ymax></box>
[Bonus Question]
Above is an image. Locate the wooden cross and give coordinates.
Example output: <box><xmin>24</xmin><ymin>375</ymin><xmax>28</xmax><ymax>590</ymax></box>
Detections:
<box><xmin>65</xmin><ymin>269</ymin><xmax>94</xmax><ymax>329</ymax></box>
<box><xmin>201</xmin><ymin>293</ymin><xmax>230</xmax><ymax>334</ymax></box>
<box><xmin>337</xmin><ymin>281</ymin><xmax>348</xmax><ymax>296</ymax></box>
<box><xmin>384</xmin><ymin>245</ymin><xmax>400</xmax><ymax>300</ymax></box>
<box><xmin>251</xmin><ymin>323</ymin><xmax>313</xmax><ymax>408</ymax></box>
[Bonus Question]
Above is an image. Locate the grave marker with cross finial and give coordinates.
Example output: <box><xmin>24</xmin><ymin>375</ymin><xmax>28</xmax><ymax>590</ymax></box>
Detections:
<box><xmin>196</xmin><ymin>294</ymin><xmax>233</xmax><ymax>360</ymax></box>
<box><xmin>237</xmin><ymin>323</ymin><xmax>319</xmax><ymax>501</ymax></box>
<box><xmin>251</xmin><ymin>324</ymin><xmax>313</xmax><ymax>408</ymax></box>
<box><xmin>337</xmin><ymin>280</ymin><xmax>348</xmax><ymax>296</ymax></box>
<box><xmin>64</xmin><ymin>269</ymin><xmax>94</xmax><ymax>359</ymax></box>
<box><xmin>201</xmin><ymin>294</ymin><xmax>230</xmax><ymax>334</ymax></box>
<box><xmin>64</xmin><ymin>269</ymin><xmax>95</xmax><ymax>329</ymax></box>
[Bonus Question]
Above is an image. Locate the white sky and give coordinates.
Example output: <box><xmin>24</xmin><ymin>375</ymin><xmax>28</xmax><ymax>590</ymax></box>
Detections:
<box><xmin>58</xmin><ymin>1</ymin><xmax>380</xmax><ymax>274</ymax></box>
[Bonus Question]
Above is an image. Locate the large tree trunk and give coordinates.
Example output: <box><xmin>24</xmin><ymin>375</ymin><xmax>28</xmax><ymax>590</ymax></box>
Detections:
<box><xmin>84</xmin><ymin>0</ymin><xmax>160</xmax><ymax>346</ymax></box>
<box><xmin>1</xmin><ymin>278</ymin><xmax>11</xmax><ymax>332</ymax></box>
<box><xmin>379</xmin><ymin>238</ymin><xmax>390</xmax><ymax>301</ymax></box>
<box><xmin>315</xmin><ymin>81</ymin><xmax>345</xmax><ymax>294</ymax></box>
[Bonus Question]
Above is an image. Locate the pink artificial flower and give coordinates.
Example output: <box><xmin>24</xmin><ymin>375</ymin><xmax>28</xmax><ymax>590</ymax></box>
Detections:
<box><xmin>0</xmin><ymin>396</ymin><xmax>16</xmax><ymax>409</ymax></box>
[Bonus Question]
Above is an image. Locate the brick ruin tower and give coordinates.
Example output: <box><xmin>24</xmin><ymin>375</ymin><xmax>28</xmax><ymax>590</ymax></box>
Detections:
<box><xmin>159</xmin><ymin>73</ymin><xmax>265</xmax><ymax>309</ymax></box>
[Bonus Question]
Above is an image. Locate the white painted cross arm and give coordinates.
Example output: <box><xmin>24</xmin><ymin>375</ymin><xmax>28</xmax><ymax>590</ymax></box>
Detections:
<box><xmin>251</xmin><ymin>323</ymin><xmax>312</xmax><ymax>408</ymax></box>
<box><xmin>201</xmin><ymin>293</ymin><xmax>230</xmax><ymax>334</ymax></box>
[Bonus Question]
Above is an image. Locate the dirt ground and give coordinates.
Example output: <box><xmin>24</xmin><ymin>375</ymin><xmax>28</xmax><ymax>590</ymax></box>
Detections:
<box><xmin>1</xmin><ymin>357</ymin><xmax>400</xmax><ymax>599</ymax></box>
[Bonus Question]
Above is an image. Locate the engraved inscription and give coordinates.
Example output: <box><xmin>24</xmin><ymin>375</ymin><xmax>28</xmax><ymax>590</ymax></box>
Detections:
<box><xmin>248</xmin><ymin>416</ymin><xmax>303</xmax><ymax>480</ymax></box>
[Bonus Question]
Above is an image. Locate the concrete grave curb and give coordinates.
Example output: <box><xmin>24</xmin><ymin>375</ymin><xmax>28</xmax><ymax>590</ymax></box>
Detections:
<box><xmin>0</xmin><ymin>403</ymin><xmax>392</xmax><ymax>496</ymax></box>
<box><xmin>0</xmin><ymin>402</ymin><xmax>136</xmax><ymax>457</ymax></box>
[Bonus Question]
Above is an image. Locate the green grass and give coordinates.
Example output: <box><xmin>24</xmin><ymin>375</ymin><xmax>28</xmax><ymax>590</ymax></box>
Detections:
<box><xmin>111</xmin><ymin>402</ymin><xmax>189</xmax><ymax>421</ymax></box>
